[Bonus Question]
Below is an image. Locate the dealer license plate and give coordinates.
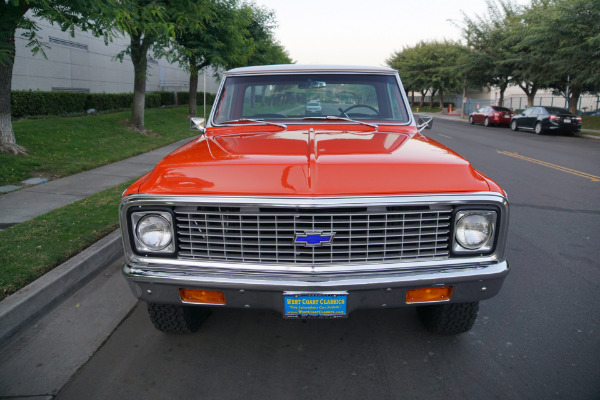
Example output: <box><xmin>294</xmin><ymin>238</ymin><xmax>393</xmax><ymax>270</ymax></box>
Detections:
<box><xmin>283</xmin><ymin>292</ymin><xmax>348</xmax><ymax>319</ymax></box>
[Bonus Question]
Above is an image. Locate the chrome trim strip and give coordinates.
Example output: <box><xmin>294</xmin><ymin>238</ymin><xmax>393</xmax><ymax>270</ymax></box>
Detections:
<box><xmin>123</xmin><ymin>260</ymin><xmax>509</xmax><ymax>290</ymax></box>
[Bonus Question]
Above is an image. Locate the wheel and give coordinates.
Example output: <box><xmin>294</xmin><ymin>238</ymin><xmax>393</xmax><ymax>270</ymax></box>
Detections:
<box><xmin>147</xmin><ymin>303</ymin><xmax>210</xmax><ymax>333</ymax></box>
<box><xmin>534</xmin><ymin>122</ymin><xmax>543</xmax><ymax>135</ymax></box>
<box><xmin>417</xmin><ymin>302</ymin><xmax>479</xmax><ymax>334</ymax></box>
<box><xmin>484</xmin><ymin>117</ymin><xmax>490</xmax><ymax>127</ymax></box>
<box><xmin>469</xmin><ymin>116</ymin><xmax>474</xmax><ymax>124</ymax></box>
<box><xmin>510</xmin><ymin>120</ymin><xmax>518</xmax><ymax>131</ymax></box>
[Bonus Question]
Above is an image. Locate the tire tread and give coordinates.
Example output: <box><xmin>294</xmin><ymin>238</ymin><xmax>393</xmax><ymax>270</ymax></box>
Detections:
<box><xmin>417</xmin><ymin>302</ymin><xmax>479</xmax><ymax>335</ymax></box>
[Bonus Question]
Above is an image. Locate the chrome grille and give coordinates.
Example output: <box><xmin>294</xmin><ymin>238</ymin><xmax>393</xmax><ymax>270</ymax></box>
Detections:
<box><xmin>175</xmin><ymin>205</ymin><xmax>452</xmax><ymax>264</ymax></box>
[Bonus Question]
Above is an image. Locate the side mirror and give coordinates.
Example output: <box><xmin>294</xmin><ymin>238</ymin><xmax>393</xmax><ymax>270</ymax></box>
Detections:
<box><xmin>190</xmin><ymin>117</ymin><xmax>206</xmax><ymax>134</ymax></box>
<box><xmin>417</xmin><ymin>115</ymin><xmax>434</xmax><ymax>132</ymax></box>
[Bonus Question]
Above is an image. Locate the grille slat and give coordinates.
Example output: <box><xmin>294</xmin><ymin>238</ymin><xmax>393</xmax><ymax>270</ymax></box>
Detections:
<box><xmin>175</xmin><ymin>205</ymin><xmax>452</xmax><ymax>264</ymax></box>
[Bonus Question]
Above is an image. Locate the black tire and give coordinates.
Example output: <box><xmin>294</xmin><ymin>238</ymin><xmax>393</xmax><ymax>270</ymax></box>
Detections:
<box><xmin>484</xmin><ymin>117</ymin><xmax>490</xmax><ymax>127</ymax></box>
<box><xmin>534</xmin><ymin>122</ymin><xmax>543</xmax><ymax>135</ymax></box>
<box><xmin>147</xmin><ymin>303</ymin><xmax>210</xmax><ymax>333</ymax></box>
<box><xmin>417</xmin><ymin>302</ymin><xmax>479</xmax><ymax>334</ymax></box>
<box><xmin>510</xmin><ymin>120</ymin><xmax>518</xmax><ymax>131</ymax></box>
<box><xmin>469</xmin><ymin>116</ymin><xmax>474</xmax><ymax>124</ymax></box>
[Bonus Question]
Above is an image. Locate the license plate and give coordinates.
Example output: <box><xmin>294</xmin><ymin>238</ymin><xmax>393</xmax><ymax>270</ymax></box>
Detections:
<box><xmin>283</xmin><ymin>292</ymin><xmax>348</xmax><ymax>318</ymax></box>
<box><xmin>564</xmin><ymin>118</ymin><xmax>571</xmax><ymax>123</ymax></box>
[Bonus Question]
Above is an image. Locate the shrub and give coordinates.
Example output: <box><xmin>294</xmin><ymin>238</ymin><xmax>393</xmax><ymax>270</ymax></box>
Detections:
<box><xmin>11</xmin><ymin>90</ymin><xmax>216</xmax><ymax>118</ymax></box>
<box><xmin>11</xmin><ymin>91</ymin><xmax>87</xmax><ymax>118</ymax></box>
<box><xmin>85</xmin><ymin>93</ymin><xmax>133</xmax><ymax>111</ymax></box>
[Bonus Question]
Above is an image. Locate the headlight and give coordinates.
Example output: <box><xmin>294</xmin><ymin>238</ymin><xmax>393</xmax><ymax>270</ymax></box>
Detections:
<box><xmin>453</xmin><ymin>211</ymin><xmax>496</xmax><ymax>253</ymax></box>
<box><xmin>131</xmin><ymin>211</ymin><xmax>175</xmax><ymax>253</ymax></box>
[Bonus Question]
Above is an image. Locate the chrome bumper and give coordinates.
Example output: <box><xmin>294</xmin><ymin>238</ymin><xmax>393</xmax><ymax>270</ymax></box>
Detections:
<box><xmin>123</xmin><ymin>260</ymin><xmax>509</xmax><ymax>314</ymax></box>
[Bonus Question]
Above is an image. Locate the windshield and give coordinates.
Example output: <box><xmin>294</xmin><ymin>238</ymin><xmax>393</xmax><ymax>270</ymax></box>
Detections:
<box><xmin>213</xmin><ymin>73</ymin><xmax>410</xmax><ymax>125</ymax></box>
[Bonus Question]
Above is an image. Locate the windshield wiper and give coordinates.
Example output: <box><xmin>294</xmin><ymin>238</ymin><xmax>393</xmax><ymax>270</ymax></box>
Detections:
<box><xmin>220</xmin><ymin>118</ymin><xmax>287</xmax><ymax>130</ymax></box>
<box><xmin>302</xmin><ymin>115</ymin><xmax>378</xmax><ymax>130</ymax></box>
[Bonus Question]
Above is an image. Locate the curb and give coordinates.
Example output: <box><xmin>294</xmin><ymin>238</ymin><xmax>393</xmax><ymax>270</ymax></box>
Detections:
<box><xmin>0</xmin><ymin>230</ymin><xmax>124</xmax><ymax>343</ymax></box>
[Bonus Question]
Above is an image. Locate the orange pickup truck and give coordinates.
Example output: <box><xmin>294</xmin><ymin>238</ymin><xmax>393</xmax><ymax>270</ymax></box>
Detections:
<box><xmin>119</xmin><ymin>65</ymin><xmax>509</xmax><ymax>335</ymax></box>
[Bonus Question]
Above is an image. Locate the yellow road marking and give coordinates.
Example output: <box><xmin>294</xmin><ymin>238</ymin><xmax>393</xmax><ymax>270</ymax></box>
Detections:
<box><xmin>497</xmin><ymin>151</ymin><xmax>600</xmax><ymax>182</ymax></box>
<box><xmin>437</xmin><ymin>134</ymin><xmax>454</xmax><ymax>139</ymax></box>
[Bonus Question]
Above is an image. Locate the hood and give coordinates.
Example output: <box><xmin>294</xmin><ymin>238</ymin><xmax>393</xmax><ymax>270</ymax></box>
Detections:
<box><xmin>135</xmin><ymin>125</ymin><xmax>491</xmax><ymax>196</ymax></box>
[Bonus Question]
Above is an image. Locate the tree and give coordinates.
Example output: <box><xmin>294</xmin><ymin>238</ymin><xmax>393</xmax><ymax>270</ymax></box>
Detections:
<box><xmin>109</xmin><ymin>0</ymin><xmax>206</xmax><ymax>132</ymax></box>
<box><xmin>387</xmin><ymin>43</ymin><xmax>430</xmax><ymax>106</ymax></box>
<box><xmin>387</xmin><ymin>41</ymin><xmax>467</xmax><ymax>109</ymax></box>
<box><xmin>460</xmin><ymin>0</ymin><xmax>524</xmax><ymax>106</ymax></box>
<box><xmin>0</xmin><ymin>0</ymin><xmax>107</xmax><ymax>154</ymax></box>
<box><xmin>517</xmin><ymin>0</ymin><xmax>600</xmax><ymax>113</ymax></box>
<box><xmin>241</xmin><ymin>4</ymin><xmax>292</xmax><ymax>67</ymax></box>
<box><xmin>170</xmin><ymin>1</ymin><xmax>291</xmax><ymax>118</ymax></box>
<box><xmin>428</xmin><ymin>41</ymin><xmax>469</xmax><ymax>109</ymax></box>
<box><xmin>168</xmin><ymin>0</ymin><xmax>247</xmax><ymax>117</ymax></box>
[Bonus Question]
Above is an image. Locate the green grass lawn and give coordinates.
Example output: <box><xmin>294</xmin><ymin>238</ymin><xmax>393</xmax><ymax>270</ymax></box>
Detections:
<box><xmin>1</xmin><ymin>106</ymin><xmax>205</xmax><ymax>186</ymax></box>
<box><xmin>411</xmin><ymin>106</ymin><xmax>444</xmax><ymax>114</ymax></box>
<box><xmin>0</xmin><ymin>180</ymin><xmax>132</xmax><ymax>299</ymax></box>
<box><xmin>582</xmin><ymin>115</ymin><xmax>600</xmax><ymax>132</ymax></box>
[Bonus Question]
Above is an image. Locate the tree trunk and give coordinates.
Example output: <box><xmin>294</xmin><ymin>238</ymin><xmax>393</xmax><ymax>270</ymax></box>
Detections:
<box><xmin>130</xmin><ymin>34</ymin><xmax>149</xmax><ymax>132</ymax></box>
<box><xmin>189</xmin><ymin>64</ymin><xmax>198</xmax><ymax>118</ymax></box>
<box><xmin>569</xmin><ymin>87</ymin><xmax>581</xmax><ymax>115</ymax></box>
<box><xmin>0</xmin><ymin>6</ymin><xmax>28</xmax><ymax>155</ymax></box>
<box><xmin>419</xmin><ymin>90</ymin><xmax>426</xmax><ymax>108</ymax></box>
<box><xmin>439</xmin><ymin>88</ymin><xmax>444</xmax><ymax>109</ymax></box>
<box><xmin>519</xmin><ymin>82</ymin><xmax>538</xmax><ymax>108</ymax></box>
<box><xmin>498</xmin><ymin>80</ymin><xmax>508</xmax><ymax>107</ymax></box>
<box><xmin>429</xmin><ymin>89</ymin><xmax>438</xmax><ymax>108</ymax></box>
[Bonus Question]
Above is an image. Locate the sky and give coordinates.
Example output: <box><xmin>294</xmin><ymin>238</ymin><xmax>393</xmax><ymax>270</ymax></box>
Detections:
<box><xmin>257</xmin><ymin>0</ymin><xmax>529</xmax><ymax>66</ymax></box>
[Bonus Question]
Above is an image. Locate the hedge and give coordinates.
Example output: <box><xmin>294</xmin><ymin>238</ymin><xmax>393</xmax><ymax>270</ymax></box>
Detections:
<box><xmin>11</xmin><ymin>90</ymin><xmax>215</xmax><ymax>119</ymax></box>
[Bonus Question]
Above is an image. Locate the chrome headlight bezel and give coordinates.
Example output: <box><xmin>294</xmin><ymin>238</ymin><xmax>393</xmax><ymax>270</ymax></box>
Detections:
<box><xmin>131</xmin><ymin>211</ymin><xmax>175</xmax><ymax>254</ymax></box>
<box><xmin>452</xmin><ymin>210</ymin><xmax>497</xmax><ymax>254</ymax></box>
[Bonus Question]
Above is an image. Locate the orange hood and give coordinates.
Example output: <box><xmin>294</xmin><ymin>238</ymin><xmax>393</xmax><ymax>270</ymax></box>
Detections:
<box><xmin>132</xmin><ymin>125</ymin><xmax>493</xmax><ymax>196</ymax></box>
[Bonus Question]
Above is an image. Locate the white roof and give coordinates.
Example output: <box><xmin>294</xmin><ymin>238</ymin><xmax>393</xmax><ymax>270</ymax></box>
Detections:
<box><xmin>225</xmin><ymin>64</ymin><xmax>396</xmax><ymax>75</ymax></box>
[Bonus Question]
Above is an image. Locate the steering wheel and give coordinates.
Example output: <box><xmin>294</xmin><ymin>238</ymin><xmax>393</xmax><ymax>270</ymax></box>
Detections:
<box><xmin>339</xmin><ymin>104</ymin><xmax>381</xmax><ymax>118</ymax></box>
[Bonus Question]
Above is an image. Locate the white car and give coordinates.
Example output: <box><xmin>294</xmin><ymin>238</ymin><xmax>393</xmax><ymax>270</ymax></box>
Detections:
<box><xmin>305</xmin><ymin>100</ymin><xmax>322</xmax><ymax>115</ymax></box>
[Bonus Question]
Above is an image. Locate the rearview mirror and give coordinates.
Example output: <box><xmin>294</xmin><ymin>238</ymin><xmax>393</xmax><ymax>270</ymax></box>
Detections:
<box><xmin>298</xmin><ymin>80</ymin><xmax>327</xmax><ymax>89</ymax></box>
<box><xmin>417</xmin><ymin>115</ymin><xmax>434</xmax><ymax>132</ymax></box>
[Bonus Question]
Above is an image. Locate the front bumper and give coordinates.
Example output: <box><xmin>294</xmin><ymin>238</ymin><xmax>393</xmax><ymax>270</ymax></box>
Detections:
<box><xmin>123</xmin><ymin>260</ymin><xmax>509</xmax><ymax>314</ymax></box>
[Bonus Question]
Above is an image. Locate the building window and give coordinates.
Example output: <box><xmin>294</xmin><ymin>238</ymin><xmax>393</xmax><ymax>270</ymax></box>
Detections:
<box><xmin>48</xmin><ymin>37</ymin><xmax>88</xmax><ymax>51</ymax></box>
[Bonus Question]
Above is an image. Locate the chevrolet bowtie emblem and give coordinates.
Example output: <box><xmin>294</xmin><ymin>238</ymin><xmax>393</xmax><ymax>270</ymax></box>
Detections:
<box><xmin>294</xmin><ymin>232</ymin><xmax>336</xmax><ymax>247</ymax></box>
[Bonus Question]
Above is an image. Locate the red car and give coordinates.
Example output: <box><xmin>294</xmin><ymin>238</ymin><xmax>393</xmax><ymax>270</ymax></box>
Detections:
<box><xmin>469</xmin><ymin>105</ymin><xmax>515</xmax><ymax>127</ymax></box>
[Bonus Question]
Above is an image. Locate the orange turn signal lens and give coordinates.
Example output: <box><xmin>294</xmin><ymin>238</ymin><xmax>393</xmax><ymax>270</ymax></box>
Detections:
<box><xmin>179</xmin><ymin>289</ymin><xmax>226</xmax><ymax>305</ymax></box>
<box><xmin>406</xmin><ymin>286</ymin><xmax>453</xmax><ymax>304</ymax></box>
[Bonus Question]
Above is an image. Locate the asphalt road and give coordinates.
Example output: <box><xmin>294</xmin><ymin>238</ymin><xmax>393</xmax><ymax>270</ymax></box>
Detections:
<box><xmin>56</xmin><ymin>119</ymin><xmax>600</xmax><ymax>400</ymax></box>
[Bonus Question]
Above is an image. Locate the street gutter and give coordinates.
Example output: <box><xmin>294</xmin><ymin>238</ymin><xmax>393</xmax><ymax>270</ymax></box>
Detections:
<box><xmin>0</xmin><ymin>230</ymin><xmax>123</xmax><ymax>343</ymax></box>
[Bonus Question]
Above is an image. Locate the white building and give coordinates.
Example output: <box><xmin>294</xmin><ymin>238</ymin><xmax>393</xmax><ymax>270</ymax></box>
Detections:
<box><xmin>12</xmin><ymin>16</ymin><xmax>220</xmax><ymax>95</ymax></box>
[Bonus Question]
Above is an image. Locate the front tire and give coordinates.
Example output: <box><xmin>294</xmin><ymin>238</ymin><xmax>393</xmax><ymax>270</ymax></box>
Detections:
<box><xmin>417</xmin><ymin>302</ymin><xmax>479</xmax><ymax>334</ymax></box>
<box><xmin>147</xmin><ymin>303</ymin><xmax>210</xmax><ymax>333</ymax></box>
<box><xmin>484</xmin><ymin>117</ymin><xmax>490</xmax><ymax>127</ymax></box>
<box><xmin>469</xmin><ymin>116</ymin><xmax>474</xmax><ymax>124</ymax></box>
<box><xmin>535</xmin><ymin>122</ymin><xmax>543</xmax><ymax>135</ymax></box>
<box><xmin>510</xmin><ymin>120</ymin><xmax>518</xmax><ymax>131</ymax></box>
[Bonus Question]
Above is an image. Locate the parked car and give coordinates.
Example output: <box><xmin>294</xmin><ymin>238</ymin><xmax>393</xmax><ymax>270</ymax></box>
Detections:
<box><xmin>305</xmin><ymin>100</ymin><xmax>322</xmax><ymax>115</ymax></box>
<box><xmin>469</xmin><ymin>106</ymin><xmax>514</xmax><ymax>127</ymax></box>
<box><xmin>119</xmin><ymin>65</ymin><xmax>509</xmax><ymax>335</ymax></box>
<box><xmin>510</xmin><ymin>106</ymin><xmax>582</xmax><ymax>135</ymax></box>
